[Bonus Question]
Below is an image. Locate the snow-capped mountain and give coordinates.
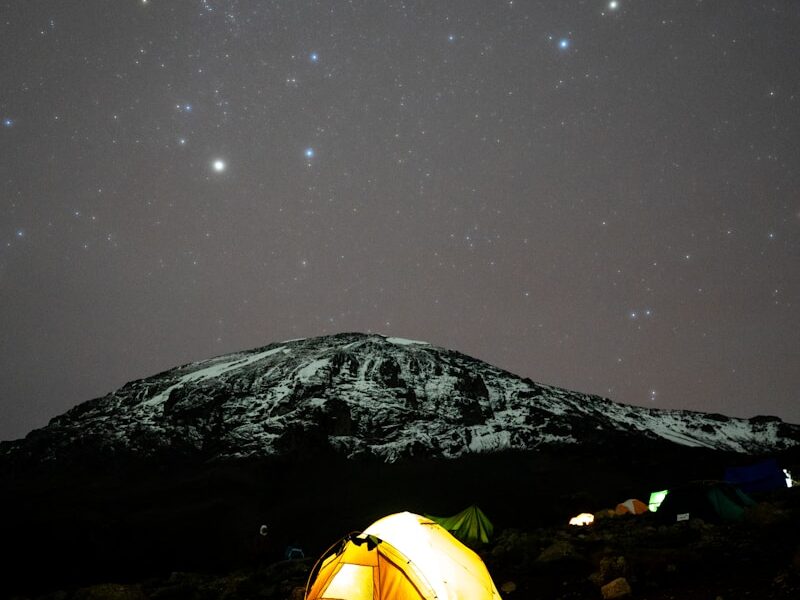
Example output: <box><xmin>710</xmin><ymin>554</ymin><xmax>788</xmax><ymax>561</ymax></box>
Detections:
<box><xmin>4</xmin><ymin>333</ymin><xmax>798</xmax><ymax>464</ymax></box>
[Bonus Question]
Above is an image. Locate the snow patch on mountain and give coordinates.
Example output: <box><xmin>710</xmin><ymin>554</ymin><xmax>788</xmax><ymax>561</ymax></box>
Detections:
<box><xmin>144</xmin><ymin>346</ymin><xmax>289</xmax><ymax>408</ymax></box>
<box><xmin>386</xmin><ymin>337</ymin><xmax>429</xmax><ymax>346</ymax></box>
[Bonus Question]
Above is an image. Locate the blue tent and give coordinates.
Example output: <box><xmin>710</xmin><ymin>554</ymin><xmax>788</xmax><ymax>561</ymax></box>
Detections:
<box><xmin>724</xmin><ymin>458</ymin><xmax>787</xmax><ymax>494</ymax></box>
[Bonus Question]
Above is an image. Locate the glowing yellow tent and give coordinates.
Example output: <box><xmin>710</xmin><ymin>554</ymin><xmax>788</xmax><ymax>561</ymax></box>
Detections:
<box><xmin>305</xmin><ymin>512</ymin><xmax>503</xmax><ymax>600</ymax></box>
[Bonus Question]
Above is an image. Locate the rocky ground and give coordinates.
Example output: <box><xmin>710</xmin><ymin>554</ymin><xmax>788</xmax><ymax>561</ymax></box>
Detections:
<box><xmin>9</xmin><ymin>487</ymin><xmax>799</xmax><ymax>600</ymax></box>
<box><xmin>486</xmin><ymin>487</ymin><xmax>800</xmax><ymax>599</ymax></box>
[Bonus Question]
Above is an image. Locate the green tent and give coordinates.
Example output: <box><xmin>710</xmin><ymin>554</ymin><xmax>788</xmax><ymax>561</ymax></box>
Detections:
<box><xmin>655</xmin><ymin>481</ymin><xmax>756</xmax><ymax>523</ymax></box>
<box><xmin>648</xmin><ymin>489</ymin><xmax>669</xmax><ymax>512</ymax></box>
<box><xmin>426</xmin><ymin>505</ymin><xmax>494</xmax><ymax>545</ymax></box>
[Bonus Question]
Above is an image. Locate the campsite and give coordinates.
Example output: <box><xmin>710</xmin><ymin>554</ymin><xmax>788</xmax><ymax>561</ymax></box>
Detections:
<box><xmin>3</xmin><ymin>442</ymin><xmax>798</xmax><ymax>599</ymax></box>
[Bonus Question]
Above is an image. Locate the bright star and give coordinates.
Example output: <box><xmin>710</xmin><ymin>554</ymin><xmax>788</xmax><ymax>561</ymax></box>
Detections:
<box><xmin>608</xmin><ymin>1</ymin><xmax>619</xmax><ymax>10</ymax></box>
<box><xmin>212</xmin><ymin>159</ymin><xmax>226</xmax><ymax>172</ymax></box>
<box><xmin>559</xmin><ymin>38</ymin><xmax>570</xmax><ymax>49</ymax></box>
<box><xmin>178</xmin><ymin>138</ymin><xmax>186</xmax><ymax>146</ymax></box>
<box><xmin>305</xmin><ymin>147</ymin><xmax>315</xmax><ymax>159</ymax></box>
<box><xmin>2</xmin><ymin>118</ymin><xmax>13</xmax><ymax>128</ymax></box>
<box><xmin>309</xmin><ymin>52</ymin><xmax>319</xmax><ymax>63</ymax></box>
<box><xmin>448</xmin><ymin>34</ymin><xmax>456</xmax><ymax>42</ymax></box>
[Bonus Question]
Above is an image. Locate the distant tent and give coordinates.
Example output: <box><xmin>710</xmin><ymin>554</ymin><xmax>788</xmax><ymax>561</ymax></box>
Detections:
<box><xmin>568</xmin><ymin>513</ymin><xmax>595</xmax><ymax>526</ymax></box>
<box><xmin>285</xmin><ymin>545</ymin><xmax>305</xmax><ymax>560</ymax></box>
<box><xmin>615</xmin><ymin>498</ymin><xmax>649</xmax><ymax>516</ymax></box>
<box><xmin>655</xmin><ymin>481</ymin><xmax>756</xmax><ymax>523</ymax></box>
<box><xmin>426</xmin><ymin>505</ymin><xmax>494</xmax><ymax>545</ymax></box>
<box><xmin>648</xmin><ymin>489</ymin><xmax>669</xmax><ymax>512</ymax></box>
<box><xmin>784</xmin><ymin>469</ymin><xmax>795</xmax><ymax>488</ymax></box>
<box><xmin>305</xmin><ymin>512</ymin><xmax>502</xmax><ymax>600</ymax></box>
<box><xmin>724</xmin><ymin>459</ymin><xmax>789</xmax><ymax>494</ymax></box>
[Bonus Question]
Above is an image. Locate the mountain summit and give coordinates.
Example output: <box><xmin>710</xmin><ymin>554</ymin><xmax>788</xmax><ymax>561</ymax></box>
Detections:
<box><xmin>5</xmin><ymin>333</ymin><xmax>798</xmax><ymax>465</ymax></box>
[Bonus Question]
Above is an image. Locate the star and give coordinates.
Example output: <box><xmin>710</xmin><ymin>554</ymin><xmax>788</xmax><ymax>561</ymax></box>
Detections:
<box><xmin>309</xmin><ymin>52</ymin><xmax>319</xmax><ymax>63</ymax></box>
<box><xmin>2</xmin><ymin>118</ymin><xmax>13</xmax><ymax>128</ymax></box>
<box><xmin>448</xmin><ymin>34</ymin><xmax>456</xmax><ymax>42</ymax></box>
<box><xmin>608</xmin><ymin>1</ymin><xmax>619</xmax><ymax>10</ymax></box>
<box><xmin>558</xmin><ymin>38</ymin><xmax>570</xmax><ymax>50</ymax></box>
<box><xmin>212</xmin><ymin>159</ymin><xmax>226</xmax><ymax>172</ymax></box>
<box><xmin>305</xmin><ymin>147</ymin><xmax>315</xmax><ymax>159</ymax></box>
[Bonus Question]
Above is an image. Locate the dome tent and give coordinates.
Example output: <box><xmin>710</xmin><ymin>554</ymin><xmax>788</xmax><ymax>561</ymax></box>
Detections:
<box><xmin>724</xmin><ymin>458</ymin><xmax>789</xmax><ymax>494</ymax></box>
<box><xmin>615</xmin><ymin>498</ymin><xmax>649</xmax><ymax>515</ymax></box>
<box><xmin>305</xmin><ymin>512</ymin><xmax>502</xmax><ymax>600</ymax></box>
<box><xmin>426</xmin><ymin>504</ymin><xmax>494</xmax><ymax>545</ymax></box>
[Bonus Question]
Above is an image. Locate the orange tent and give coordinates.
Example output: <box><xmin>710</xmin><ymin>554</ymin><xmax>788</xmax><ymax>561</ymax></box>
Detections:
<box><xmin>615</xmin><ymin>498</ymin><xmax>649</xmax><ymax>515</ymax></box>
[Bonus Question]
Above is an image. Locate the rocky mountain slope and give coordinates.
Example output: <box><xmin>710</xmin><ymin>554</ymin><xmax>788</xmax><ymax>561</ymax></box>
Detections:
<box><xmin>4</xmin><ymin>333</ymin><xmax>798</xmax><ymax>465</ymax></box>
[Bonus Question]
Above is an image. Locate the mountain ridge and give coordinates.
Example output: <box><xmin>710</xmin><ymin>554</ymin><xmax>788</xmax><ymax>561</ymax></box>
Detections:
<box><xmin>3</xmin><ymin>332</ymin><xmax>798</xmax><ymax>467</ymax></box>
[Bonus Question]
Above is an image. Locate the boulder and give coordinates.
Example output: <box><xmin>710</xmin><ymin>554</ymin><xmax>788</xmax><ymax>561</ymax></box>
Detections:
<box><xmin>500</xmin><ymin>580</ymin><xmax>517</xmax><ymax>594</ymax></box>
<box><xmin>600</xmin><ymin>577</ymin><xmax>632</xmax><ymax>599</ymax></box>
<box><xmin>590</xmin><ymin>555</ymin><xmax>628</xmax><ymax>586</ymax></box>
<box><xmin>536</xmin><ymin>540</ymin><xmax>581</xmax><ymax>563</ymax></box>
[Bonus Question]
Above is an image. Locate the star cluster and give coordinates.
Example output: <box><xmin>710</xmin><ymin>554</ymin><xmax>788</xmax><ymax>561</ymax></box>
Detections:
<box><xmin>0</xmin><ymin>1</ymin><xmax>798</xmax><ymax>439</ymax></box>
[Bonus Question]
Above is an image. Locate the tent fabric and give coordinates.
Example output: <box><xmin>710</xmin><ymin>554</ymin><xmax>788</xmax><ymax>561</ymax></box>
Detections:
<box><xmin>614</xmin><ymin>499</ymin><xmax>649</xmax><ymax>515</ymax></box>
<box><xmin>426</xmin><ymin>505</ymin><xmax>494</xmax><ymax>545</ymax></box>
<box><xmin>305</xmin><ymin>512</ymin><xmax>502</xmax><ymax>600</ymax></box>
<box><xmin>306</xmin><ymin>534</ymin><xmax>433</xmax><ymax>600</ymax></box>
<box><xmin>648</xmin><ymin>489</ymin><xmax>669</xmax><ymax>512</ymax></box>
<box><xmin>724</xmin><ymin>459</ymin><xmax>788</xmax><ymax>494</ymax></box>
<box><xmin>363</xmin><ymin>512</ymin><xmax>502</xmax><ymax>599</ymax></box>
<box><xmin>655</xmin><ymin>482</ymin><xmax>756</xmax><ymax>523</ymax></box>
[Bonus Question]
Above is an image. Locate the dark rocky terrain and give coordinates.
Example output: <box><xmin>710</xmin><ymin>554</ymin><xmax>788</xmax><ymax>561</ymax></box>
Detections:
<box><xmin>6</xmin><ymin>484</ymin><xmax>800</xmax><ymax>599</ymax></box>
<box><xmin>2</xmin><ymin>333</ymin><xmax>798</xmax><ymax>598</ymax></box>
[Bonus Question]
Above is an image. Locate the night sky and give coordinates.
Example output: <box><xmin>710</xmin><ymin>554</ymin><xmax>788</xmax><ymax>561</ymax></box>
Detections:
<box><xmin>1</xmin><ymin>1</ymin><xmax>798</xmax><ymax>441</ymax></box>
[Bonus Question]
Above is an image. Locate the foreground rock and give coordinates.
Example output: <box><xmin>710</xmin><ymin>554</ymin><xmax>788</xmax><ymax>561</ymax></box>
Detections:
<box><xmin>600</xmin><ymin>577</ymin><xmax>632</xmax><ymax>599</ymax></box>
